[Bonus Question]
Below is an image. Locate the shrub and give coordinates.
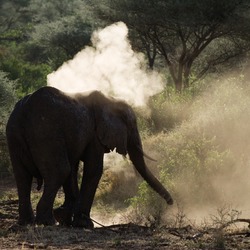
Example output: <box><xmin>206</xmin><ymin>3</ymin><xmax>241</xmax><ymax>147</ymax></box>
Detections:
<box><xmin>129</xmin><ymin>76</ymin><xmax>250</xmax><ymax>225</ymax></box>
<box><xmin>148</xmin><ymin>88</ymin><xmax>192</xmax><ymax>132</ymax></box>
<box><xmin>0</xmin><ymin>71</ymin><xmax>16</xmax><ymax>174</ymax></box>
<box><xmin>129</xmin><ymin>132</ymin><xmax>232</xmax><ymax>225</ymax></box>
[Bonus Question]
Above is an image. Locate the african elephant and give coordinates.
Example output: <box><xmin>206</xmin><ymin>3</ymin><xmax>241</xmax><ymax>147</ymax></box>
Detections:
<box><xmin>6</xmin><ymin>86</ymin><xmax>173</xmax><ymax>228</ymax></box>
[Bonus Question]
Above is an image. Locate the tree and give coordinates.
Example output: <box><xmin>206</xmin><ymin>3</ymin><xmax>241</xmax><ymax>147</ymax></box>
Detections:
<box><xmin>30</xmin><ymin>15</ymin><xmax>93</xmax><ymax>68</ymax></box>
<box><xmin>94</xmin><ymin>0</ymin><xmax>250</xmax><ymax>92</ymax></box>
<box><xmin>0</xmin><ymin>0</ymin><xmax>94</xmax><ymax>96</ymax></box>
<box><xmin>0</xmin><ymin>71</ymin><xmax>16</xmax><ymax>173</ymax></box>
<box><xmin>0</xmin><ymin>0</ymin><xmax>48</xmax><ymax>96</ymax></box>
<box><xmin>0</xmin><ymin>0</ymin><xmax>31</xmax><ymax>42</ymax></box>
<box><xmin>28</xmin><ymin>0</ymin><xmax>95</xmax><ymax>64</ymax></box>
<box><xmin>0</xmin><ymin>71</ymin><xmax>16</xmax><ymax>122</ymax></box>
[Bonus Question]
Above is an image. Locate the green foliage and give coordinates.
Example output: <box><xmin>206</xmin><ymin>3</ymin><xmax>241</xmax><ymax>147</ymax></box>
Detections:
<box><xmin>1</xmin><ymin>57</ymin><xmax>51</xmax><ymax>97</ymax></box>
<box><xmin>0</xmin><ymin>71</ymin><xmax>16</xmax><ymax>173</ymax></box>
<box><xmin>28</xmin><ymin>0</ymin><xmax>84</xmax><ymax>23</ymax></box>
<box><xmin>129</xmin><ymin>133</ymin><xmax>232</xmax><ymax>225</ymax></box>
<box><xmin>149</xmin><ymin>88</ymin><xmax>193</xmax><ymax>132</ymax></box>
<box><xmin>0</xmin><ymin>0</ymin><xmax>94</xmax><ymax>97</ymax></box>
<box><xmin>27</xmin><ymin>0</ymin><xmax>95</xmax><ymax>69</ymax></box>
<box><xmin>0</xmin><ymin>0</ymin><xmax>30</xmax><ymax>33</ymax></box>
<box><xmin>93</xmin><ymin>0</ymin><xmax>250</xmax><ymax>91</ymax></box>
<box><xmin>0</xmin><ymin>71</ymin><xmax>16</xmax><ymax>124</ymax></box>
<box><xmin>1</xmin><ymin>0</ymin><xmax>250</xmax><ymax>96</ymax></box>
<box><xmin>128</xmin><ymin>181</ymin><xmax>166</xmax><ymax>226</ymax></box>
<box><xmin>158</xmin><ymin>134</ymin><xmax>232</xmax><ymax>205</ymax></box>
<box><xmin>129</xmin><ymin>76</ymin><xmax>250</xmax><ymax>224</ymax></box>
<box><xmin>30</xmin><ymin>16</ymin><xmax>93</xmax><ymax>68</ymax></box>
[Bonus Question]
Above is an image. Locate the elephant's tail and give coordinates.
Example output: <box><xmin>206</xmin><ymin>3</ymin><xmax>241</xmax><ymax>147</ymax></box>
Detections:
<box><xmin>36</xmin><ymin>177</ymin><xmax>43</xmax><ymax>191</ymax></box>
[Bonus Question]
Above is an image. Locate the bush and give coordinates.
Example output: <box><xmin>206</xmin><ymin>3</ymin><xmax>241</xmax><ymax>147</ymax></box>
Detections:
<box><xmin>148</xmin><ymin>87</ymin><xmax>193</xmax><ymax>132</ymax></box>
<box><xmin>129</xmin><ymin>132</ymin><xmax>232</xmax><ymax>225</ymax></box>
<box><xmin>0</xmin><ymin>71</ymin><xmax>16</xmax><ymax>174</ymax></box>
<box><xmin>128</xmin><ymin>76</ymin><xmax>250</xmax><ymax>225</ymax></box>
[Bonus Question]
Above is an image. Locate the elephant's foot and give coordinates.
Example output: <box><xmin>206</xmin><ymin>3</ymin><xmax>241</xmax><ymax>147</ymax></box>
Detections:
<box><xmin>18</xmin><ymin>211</ymin><xmax>35</xmax><ymax>225</ymax></box>
<box><xmin>35</xmin><ymin>213</ymin><xmax>56</xmax><ymax>226</ymax></box>
<box><xmin>53</xmin><ymin>206</ymin><xmax>73</xmax><ymax>226</ymax></box>
<box><xmin>18</xmin><ymin>215</ymin><xmax>34</xmax><ymax>226</ymax></box>
<box><xmin>72</xmin><ymin>214</ymin><xmax>94</xmax><ymax>229</ymax></box>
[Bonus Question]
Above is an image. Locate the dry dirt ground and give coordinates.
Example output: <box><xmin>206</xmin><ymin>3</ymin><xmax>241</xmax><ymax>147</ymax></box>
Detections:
<box><xmin>1</xmin><ymin>179</ymin><xmax>250</xmax><ymax>249</ymax></box>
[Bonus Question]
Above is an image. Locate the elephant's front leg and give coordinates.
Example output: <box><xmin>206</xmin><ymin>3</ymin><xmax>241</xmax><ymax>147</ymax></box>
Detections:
<box><xmin>72</xmin><ymin>145</ymin><xmax>104</xmax><ymax>228</ymax></box>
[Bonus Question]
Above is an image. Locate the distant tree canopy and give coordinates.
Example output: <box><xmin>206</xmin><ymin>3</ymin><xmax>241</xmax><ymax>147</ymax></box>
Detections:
<box><xmin>0</xmin><ymin>71</ymin><xmax>15</xmax><ymax>142</ymax></box>
<box><xmin>0</xmin><ymin>71</ymin><xmax>16</xmax><ymax>173</ymax></box>
<box><xmin>1</xmin><ymin>0</ymin><xmax>250</xmax><ymax>94</ymax></box>
<box><xmin>94</xmin><ymin>0</ymin><xmax>250</xmax><ymax>91</ymax></box>
<box><xmin>28</xmin><ymin>0</ymin><xmax>95</xmax><ymax>67</ymax></box>
<box><xmin>0</xmin><ymin>0</ymin><xmax>94</xmax><ymax>96</ymax></box>
<box><xmin>0</xmin><ymin>71</ymin><xmax>16</xmax><ymax>135</ymax></box>
<box><xmin>1</xmin><ymin>0</ymin><xmax>250</xmax><ymax>179</ymax></box>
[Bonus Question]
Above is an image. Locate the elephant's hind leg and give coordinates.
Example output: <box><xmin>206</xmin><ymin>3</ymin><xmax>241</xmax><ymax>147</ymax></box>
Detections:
<box><xmin>35</xmin><ymin>159</ymin><xmax>71</xmax><ymax>225</ymax></box>
<box><xmin>35</xmin><ymin>183</ymin><xmax>60</xmax><ymax>225</ymax></box>
<box><xmin>7</xmin><ymin>135</ymin><xmax>35</xmax><ymax>225</ymax></box>
<box><xmin>9</xmin><ymin>149</ymin><xmax>34</xmax><ymax>225</ymax></box>
<box><xmin>15</xmin><ymin>169</ymin><xmax>34</xmax><ymax>225</ymax></box>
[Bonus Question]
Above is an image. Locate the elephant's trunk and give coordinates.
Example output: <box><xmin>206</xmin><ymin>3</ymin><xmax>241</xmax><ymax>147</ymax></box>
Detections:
<box><xmin>128</xmin><ymin>143</ymin><xmax>173</xmax><ymax>205</ymax></box>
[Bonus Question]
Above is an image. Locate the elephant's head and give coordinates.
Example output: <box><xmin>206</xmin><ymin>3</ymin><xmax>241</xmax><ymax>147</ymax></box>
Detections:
<box><xmin>89</xmin><ymin>91</ymin><xmax>173</xmax><ymax>205</ymax></box>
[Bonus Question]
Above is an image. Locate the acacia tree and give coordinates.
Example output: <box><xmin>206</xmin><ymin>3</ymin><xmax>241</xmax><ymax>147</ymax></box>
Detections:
<box><xmin>94</xmin><ymin>0</ymin><xmax>250</xmax><ymax>91</ymax></box>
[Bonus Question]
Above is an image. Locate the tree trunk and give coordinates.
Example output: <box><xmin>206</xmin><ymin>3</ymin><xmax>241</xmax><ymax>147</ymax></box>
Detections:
<box><xmin>174</xmin><ymin>80</ymin><xmax>183</xmax><ymax>93</ymax></box>
<box><xmin>183</xmin><ymin>61</ymin><xmax>192</xmax><ymax>89</ymax></box>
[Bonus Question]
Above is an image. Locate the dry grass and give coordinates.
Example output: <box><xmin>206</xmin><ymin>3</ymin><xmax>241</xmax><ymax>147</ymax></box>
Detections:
<box><xmin>1</xmin><ymin>185</ymin><xmax>250</xmax><ymax>250</ymax></box>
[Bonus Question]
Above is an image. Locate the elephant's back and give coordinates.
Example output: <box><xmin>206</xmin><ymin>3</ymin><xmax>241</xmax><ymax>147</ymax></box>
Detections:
<box><xmin>22</xmin><ymin>86</ymin><xmax>93</xmax><ymax>142</ymax></box>
<box><xmin>28</xmin><ymin>86</ymin><xmax>71</xmax><ymax>106</ymax></box>
<box><xmin>6</xmin><ymin>94</ymin><xmax>32</xmax><ymax>136</ymax></box>
<box><xmin>24</xmin><ymin>86</ymin><xmax>80</xmax><ymax>117</ymax></box>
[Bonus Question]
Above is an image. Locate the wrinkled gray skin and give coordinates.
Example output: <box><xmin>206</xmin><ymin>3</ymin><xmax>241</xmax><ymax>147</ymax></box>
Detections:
<box><xmin>6</xmin><ymin>86</ymin><xmax>173</xmax><ymax>228</ymax></box>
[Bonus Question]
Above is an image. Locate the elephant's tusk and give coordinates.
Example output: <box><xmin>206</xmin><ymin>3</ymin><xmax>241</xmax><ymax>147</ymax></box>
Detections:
<box><xmin>143</xmin><ymin>152</ymin><xmax>157</xmax><ymax>162</ymax></box>
<box><xmin>137</xmin><ymin>146</ymin><xmax>157</xmax><ymax>162</ymax></box>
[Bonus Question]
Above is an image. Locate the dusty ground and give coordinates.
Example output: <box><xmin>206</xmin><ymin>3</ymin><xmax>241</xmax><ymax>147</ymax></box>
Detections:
<box><xmin>1</xmin><ymin>179</ymin><xmax>250</xmax><ymax>249</ymax></box>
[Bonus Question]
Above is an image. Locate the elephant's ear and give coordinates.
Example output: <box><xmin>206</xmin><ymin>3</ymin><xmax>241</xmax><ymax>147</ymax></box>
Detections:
<box><xmin>94</xmin><ymin>105</ymin><xmax>128</xmax><ymax>155</ymax></box>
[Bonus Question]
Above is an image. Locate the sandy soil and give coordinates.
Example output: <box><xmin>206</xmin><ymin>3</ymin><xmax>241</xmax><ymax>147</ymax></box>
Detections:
<box><xmin>1</xmin><ymin>178</ymin><xmax>250</xmax><ymax>250</ymax></box>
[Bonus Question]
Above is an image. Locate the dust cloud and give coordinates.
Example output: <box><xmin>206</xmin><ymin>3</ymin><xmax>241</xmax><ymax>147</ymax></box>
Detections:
<box><xmin>162</xmin><ymin>77</ymin><xmax>250</xmax><ymax>223</ymax></box>
<box><xmin>47</xmin><ymin>22</ymin><xmax>163</xmax><ymax>107</ymax></box>
<box><xmin>194</xmin><ymin>79</ymin><xmax>250</xmax><ymax>211</ymax></box>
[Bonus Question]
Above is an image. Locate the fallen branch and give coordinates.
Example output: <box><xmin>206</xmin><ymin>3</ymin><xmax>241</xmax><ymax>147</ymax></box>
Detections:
<box><xmin>18</xmin><ymin>242</ymin><xmax>48</xmax><ymax>249</ymax></box>
<box><xmin>219</xmin><ymin>218</ymin><xmax>250</xmax><ymax>231</ymax></box>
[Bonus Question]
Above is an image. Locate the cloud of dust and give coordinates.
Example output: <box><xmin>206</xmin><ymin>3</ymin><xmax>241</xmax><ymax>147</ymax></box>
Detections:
<box><xmin>194</xmin><ymin>78</ymin><xmax>250</xmax><ymax>209</ymax></box>
<box><xmin>141</xmin><ymin>75</ymin><xmax>250</xmax><ymax>225</ymax></box>
<box><xmin>47</xmin><ymin>22</ymin><xmax>163</xmax><ymax>107</ymax></box>
<box><xmin>169</xmin><ymin>77</ymin><xmax>250</xmax><ymax>222</ymax></box>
